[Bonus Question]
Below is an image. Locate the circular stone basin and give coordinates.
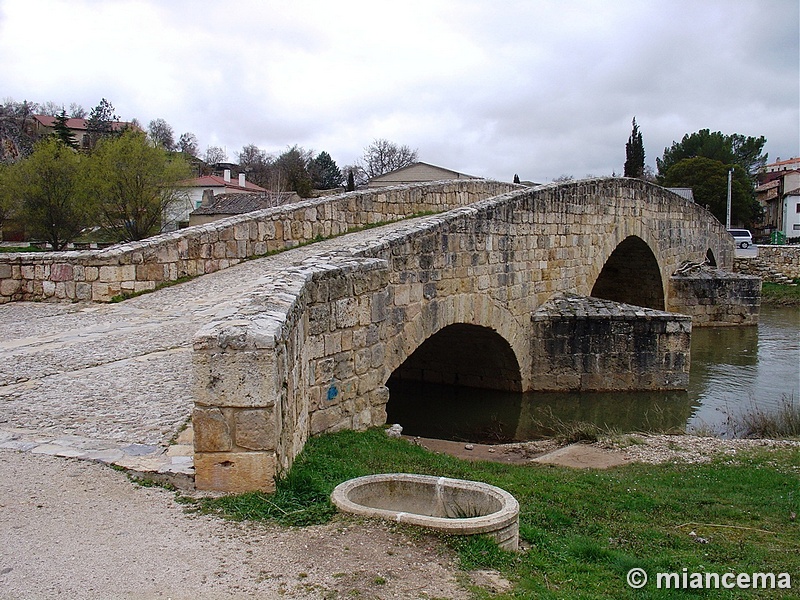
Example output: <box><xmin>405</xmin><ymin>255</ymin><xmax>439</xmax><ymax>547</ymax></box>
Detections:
<box><xmin>331</xmin><ymin>473</ymin><xmax>519</xmax><ymax>551</ymax></box>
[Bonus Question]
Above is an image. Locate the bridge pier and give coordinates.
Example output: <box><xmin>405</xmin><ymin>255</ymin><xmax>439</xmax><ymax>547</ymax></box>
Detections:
<box><xmin>530</xmin><ymin>294</ymin><xmax>692</xmax><ymax>392</ymax></box>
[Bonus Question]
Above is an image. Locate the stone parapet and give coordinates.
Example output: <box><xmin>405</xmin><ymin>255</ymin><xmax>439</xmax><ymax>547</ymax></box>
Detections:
<box><xmin>0</xmin><ymin>180</ymin><xmax>518</xmax><ymax>304</ymax></box>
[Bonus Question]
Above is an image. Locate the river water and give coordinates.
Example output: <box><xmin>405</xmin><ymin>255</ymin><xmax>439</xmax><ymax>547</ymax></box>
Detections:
<box><xmin>386</xmin><ymin>305</ymin><xmax>799</xmax><ymax>441</ymax></box>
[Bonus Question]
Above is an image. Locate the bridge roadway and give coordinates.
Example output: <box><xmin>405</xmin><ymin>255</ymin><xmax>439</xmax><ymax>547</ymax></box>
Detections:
<box><xmin>0</xmin><ymin>220</ymin><xmax>420</xmax><ymax>471</ymax></box>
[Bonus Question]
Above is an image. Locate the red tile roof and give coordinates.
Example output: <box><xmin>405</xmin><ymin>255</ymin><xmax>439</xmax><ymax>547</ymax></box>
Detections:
<box><xmin>181</xmin><ymin>175</ymin><xmax>266</xmax><ymax>192</ymax></box>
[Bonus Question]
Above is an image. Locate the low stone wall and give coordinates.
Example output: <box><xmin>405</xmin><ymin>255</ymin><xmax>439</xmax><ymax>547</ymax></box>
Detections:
<box><xmin>530</xmin><ymin>294</ymin><xmax>692</xmax><ymax>391</ymax></box>
<box><xmin>668</xmin><ymin>268</ymin><xmax>761</xmax><ymax>326</ymax></box>
<box><xmin>734</xmin><ymin>245</ymin><xmax>800</xmax><ymax>282</ymax></box>
<box><xmin>0</xmin><ymin>180</ymin><xmax>517</xmax><ymax>303</ymax></box>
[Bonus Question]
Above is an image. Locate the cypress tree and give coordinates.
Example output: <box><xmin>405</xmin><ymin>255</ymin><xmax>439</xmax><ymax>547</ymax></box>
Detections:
<box><xmin>346</xmin><ymin>170</ymin><xmax>355</xmax><ymax>192</ymax></box>
<box><xmin>624</xmin><ymin>117</ymin><xmax>645</xmax><ymax>178</ymax></box>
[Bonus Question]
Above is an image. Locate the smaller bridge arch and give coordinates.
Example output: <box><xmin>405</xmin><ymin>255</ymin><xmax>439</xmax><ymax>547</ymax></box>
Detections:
<box><xmin>591</xmin><ymin>235</ymin><xmax>665</xmax><ymax>310</ymax></box>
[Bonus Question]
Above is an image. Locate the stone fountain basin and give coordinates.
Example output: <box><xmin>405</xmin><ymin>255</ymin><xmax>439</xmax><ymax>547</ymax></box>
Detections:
<box><xmin>331</xmin><ymin>473</ymin><xmax>520</xmax><ymax>550</ymax></box>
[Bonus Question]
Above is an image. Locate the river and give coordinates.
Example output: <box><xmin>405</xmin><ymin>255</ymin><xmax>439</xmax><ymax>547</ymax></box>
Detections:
<box><xmin>386</xmin><ymin>305</ymin><xmax>799</xmax><ymax>441</ymax></box>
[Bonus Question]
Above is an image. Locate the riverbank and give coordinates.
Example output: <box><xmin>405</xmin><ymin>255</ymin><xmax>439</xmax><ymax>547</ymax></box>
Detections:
<box><xmin>191</xmin><ymin>428</ymin><xmax>799</xmax><ymax>599</ymax></box>
<box><xmin>761</xmin><ymin>280</ymin><xmax>800</xmax><ymax>306</ymax></box>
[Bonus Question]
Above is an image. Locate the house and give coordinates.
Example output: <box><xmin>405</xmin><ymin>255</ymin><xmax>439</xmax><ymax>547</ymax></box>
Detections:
<box><xmin>367</xmin><ymin>162</ymin><xmax>481</xmax><ymax>188</ymax></box>
<box><xmin>188</xmin><ymin>190</ymin><xmax>300</xmax><ymax>227</ymax></box>
<box><xmin>165</xmin><ymin>170</ymin><xmax>267</xmax><ymax>231</ymax></box>
<box><xmin>756</xmin><ymin>158</ymin><xmax>800</xmax><ymax>239</ymax></box>
<box><xmin>31</xmin><ymin>114</ymin><xmax>136</xmax><ymax>149</ymax></box>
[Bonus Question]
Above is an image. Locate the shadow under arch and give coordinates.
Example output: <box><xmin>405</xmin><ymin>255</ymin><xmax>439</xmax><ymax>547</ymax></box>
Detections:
<box><xmin>388</xmin><ymin>323</ymin><xmax>523</xmax><ymax>392</ymax></box>
<box><xmin>706</xmin><ymin>248</ymin><xmax>717</xmax><ymax>266</ymax></box>
<box><xmin>591</xmin><ymin>235</ymin><xmax>665</xmax><ymax>310</ymax></box>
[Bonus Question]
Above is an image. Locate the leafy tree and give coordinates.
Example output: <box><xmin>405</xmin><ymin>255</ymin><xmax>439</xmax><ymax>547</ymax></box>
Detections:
<box><xmin>309</xmin><ymin>151</ymin><xmax>342</xmax><ymax>189</ymax></box>
<box><xmin>147</xmin><ymin>118</ymin><xmax>176</xmax><ymax>151</ymax></box>
<box><xmin>513</xmin><ymin>174</ymin><xmax>520</xmax><ymax>184</ymax></box>
<box><xmin>656</xmin><ymin>129</ymin><xmax>767</xmax><ymax>181</ymax></box>
<box><xmin>360</xmin><ymin>138</ymin><xmax>418</xmax><ymax>179</ymax></box>
<box><xmin>624</xmin><ymin>117</ymin><xmax>645</xmax><ymax>178</ymax></box>
<box><xmin>7</xmin><ymin>137</ymin><xmax>92</xmax><ymax>249</ymax></box>
<box><xmin>177</xmin><ymin>132</ymin><xmax>199</xmax><ymax>157</ymax></box>
<box><xmin>52</xmin><ymin>110</ymin><xmax>78</xmax><ymax>149</ymax></box>
<box><xmin>0</xmin><ymin>163</ymin><xmax>17</xmax><ymax>239</ymax></box>
<box><xmin>87</xmin><ymin>130</ymin><xmax>191</xmax><ymax>241</ymax></box>
<box><xmin>86</xmin><ymin>98</ymin><xmax>120</xmax><ymax>149</ymax></box>
<box><xmin>661</xmin><ymin>157</ymin><xmax>761</xmax><ymax>227</ymax></box>
<box><xmin>275</xmin><ymin>145</ymin><xmax>313</xmax><ymax>197</ymax></box>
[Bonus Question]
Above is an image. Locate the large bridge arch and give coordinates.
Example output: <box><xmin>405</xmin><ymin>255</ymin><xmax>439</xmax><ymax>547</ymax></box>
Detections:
<box><xmin>383</xmin><ymin>292</ymin><xmax>529</xmax><ymax>393</ymax></box>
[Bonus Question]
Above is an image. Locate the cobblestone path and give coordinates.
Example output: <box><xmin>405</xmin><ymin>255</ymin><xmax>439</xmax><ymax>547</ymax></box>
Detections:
<box><xmin>0</xmin><ymin>223</ymin><xmax>407</xmax><ymax>468</ymax></box>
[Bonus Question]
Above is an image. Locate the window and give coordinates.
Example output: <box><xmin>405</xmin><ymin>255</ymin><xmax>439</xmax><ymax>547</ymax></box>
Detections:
<box><xmin>796</xmin><ymin>203</ymin><xmax>800</xmax><ymax>213</ymax></box>
<box><xmin>794</xmin><ymin>224</ymin><xmax>800</xmax><ymax>230</ymax></box>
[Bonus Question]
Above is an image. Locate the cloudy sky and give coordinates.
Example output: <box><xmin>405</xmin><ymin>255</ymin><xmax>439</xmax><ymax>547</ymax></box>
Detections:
<box><xmin>1</xmin><ymin>0</ymin><xmax>798</xmax><ymax>182</ymax></box>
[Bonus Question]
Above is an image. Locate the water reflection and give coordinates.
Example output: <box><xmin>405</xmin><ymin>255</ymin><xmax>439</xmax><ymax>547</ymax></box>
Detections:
<box><xmin>386</xmin><ymin>306</ymin><xmax>798</xmax><ymax>442</ymax></box>
<box><xmin>387</xmin><ymin>381</ymin><xmax>693</xmax><ymax>443</ymax></box>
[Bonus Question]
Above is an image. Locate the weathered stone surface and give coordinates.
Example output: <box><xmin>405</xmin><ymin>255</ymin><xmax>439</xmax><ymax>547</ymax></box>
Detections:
<box><xmin>192</xmin><ymin>406</ymin><xmax>231</xmax><ymax>452</ymax></box>
<box><xmin>194</xmin><ymin>451</ymin><xmax>277</xmax><ymax>493</ymax></box>
<box><xmin>233</xmin><ymin>408</ymin><xmax>275</xmax><ymax>450</ymax></box>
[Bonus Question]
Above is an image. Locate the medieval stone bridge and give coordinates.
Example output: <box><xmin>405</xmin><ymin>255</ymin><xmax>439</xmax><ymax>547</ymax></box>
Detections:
<box><xmin>188</xmin><ymin>178</ymin><xmax>759</xmax><ymax>492</ymax></box>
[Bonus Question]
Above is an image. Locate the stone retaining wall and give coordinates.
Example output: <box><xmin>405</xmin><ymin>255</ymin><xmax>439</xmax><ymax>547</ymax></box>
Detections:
<box><xmin>0</xmin><ymin>180</ymin><xmax>517</xmax><ymax>303</ymax></box>
<box><xmin>734</xmin><ymin>245</ymin><xmax>800</xmax><ymax>281</ymax></box>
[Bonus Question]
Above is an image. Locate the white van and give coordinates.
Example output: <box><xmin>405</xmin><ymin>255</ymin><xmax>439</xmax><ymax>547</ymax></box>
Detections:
<box><xmin>727</xmin><ymin>229</ymin><xmax>753</xmax><ymax>249</ymax></box>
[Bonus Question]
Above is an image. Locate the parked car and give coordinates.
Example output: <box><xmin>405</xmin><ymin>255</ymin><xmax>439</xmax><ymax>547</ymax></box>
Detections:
<box><xmin>728</xmin><ymin>229</ymin><xmax>753</xmax><ymax>249</ymax></box>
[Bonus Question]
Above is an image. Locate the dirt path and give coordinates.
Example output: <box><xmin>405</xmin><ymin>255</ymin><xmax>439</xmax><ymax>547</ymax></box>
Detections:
<box><xmin>0</xmin><ymin>450</ymin><xmax>477</xmax><ymax>600</ymax></box>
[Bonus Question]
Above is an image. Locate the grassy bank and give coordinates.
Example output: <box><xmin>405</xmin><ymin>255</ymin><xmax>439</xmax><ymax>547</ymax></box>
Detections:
<box><xmin>197</xmin><ymin>429</ymin><xmax>799</xmax><ymax>599</ymax></box>
<box><xmin>762</xmin><ymin>281</ymin><xmax>800</xmax><ymax>306</ymax></box>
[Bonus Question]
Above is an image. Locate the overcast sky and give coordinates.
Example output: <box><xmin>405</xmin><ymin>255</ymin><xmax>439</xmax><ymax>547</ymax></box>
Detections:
<box><xmin>1</xmin><ymin>0</ymin><xmax>798</xmax><ymax>182</ymax></box>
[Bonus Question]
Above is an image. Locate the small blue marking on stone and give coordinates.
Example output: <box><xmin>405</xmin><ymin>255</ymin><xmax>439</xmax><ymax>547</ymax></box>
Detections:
<box><xmin>327</xmin><ymin>385</ymin><xmax>339</xmax><ymax>401</ymax></box>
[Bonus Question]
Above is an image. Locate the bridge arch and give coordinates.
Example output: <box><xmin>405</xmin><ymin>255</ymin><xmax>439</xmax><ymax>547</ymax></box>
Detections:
<box><xmin>384</xmin><ymin>293</ymin><xmax>528</xmax><ymax>393</ymax></box>
<box><xmin>388</xmin><ymin>323</ymin><xmax>522</xmax><ymax>391</ymax></box>
<box><xmin>590</xmin><ymin>235</ymin><xmax>665</xmax><ymax>310</ymax></box>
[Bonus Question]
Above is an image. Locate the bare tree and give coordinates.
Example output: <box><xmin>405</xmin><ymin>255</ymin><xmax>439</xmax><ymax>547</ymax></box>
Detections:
<box><xmin>147</xmin><ymin>118</ymin><xmax>176</xmax><ymax>151</ymax></box>
<box><xmin>177</xmin><ymin>132</ymin><xmax>199</xmax><ymax>157</ymax></box>
<box><xmin>205</xmin><ymin>145</ymin><xmax>228</xmax><ymax>165</ymax></box>
<box><xmin>360</xmin><ymin>138</ymin><xmax>418</xmax><ymax>179</ymax></box>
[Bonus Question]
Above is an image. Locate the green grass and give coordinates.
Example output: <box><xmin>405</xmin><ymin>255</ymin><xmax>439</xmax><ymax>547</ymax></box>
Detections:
<box><xmin>0</xmin><ymin>245</ymin><xmax>47</xmax><ymax>253</ymax></box>
<box><xmin>196</xmin><ymin>428</ymin><xmax>800</xmax><ymax>599</ymax></box>
<box><xmin>762</xmin><ymin>280</ymin><xmax>800</xmax><ymax>306</ymax></box>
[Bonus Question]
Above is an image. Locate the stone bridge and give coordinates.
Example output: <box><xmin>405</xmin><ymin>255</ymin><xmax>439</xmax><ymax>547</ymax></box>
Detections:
<box><xmin>190</xmin><ymin>178</ymin><xmax>760</xmax><ymax>492</ymax></box>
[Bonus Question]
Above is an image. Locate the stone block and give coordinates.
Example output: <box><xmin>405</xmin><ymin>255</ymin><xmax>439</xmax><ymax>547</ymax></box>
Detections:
<box><xmin>193</xmin><ymin>406</ymin><xmax>232</xmax><ymax>451</ymax></box>
<box><xmin>50</xmin><ymin>263</ymin><xmax>73</xmax><ymax>282</ymax></box>
<box><xmin>0</xmin><ymin>278</ymin><xmax>21</xmax><ymax>296</ymax></box>
<box><xmin>194</xmin><ymin>451</ymin><xmax>277</xmax><ymax>493</ymax></box>
<box><xmin>234</xmin><ymin>408</ymin><xmax>276</xmax><ymax>450</ymax></box>
<box><xmin>0</xmin><ymin>264</ymin><xmax>11</xmax><ymax>279</ymax></box>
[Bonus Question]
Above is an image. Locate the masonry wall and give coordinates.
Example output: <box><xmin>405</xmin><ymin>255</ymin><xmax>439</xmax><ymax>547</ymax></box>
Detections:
<box><xmin>668</xmin><ymin>271</ymin><xmax>762</xmax><ymax>326</ymax></box>
<box><xmin>734</xmin><ymin>245</ymin><xmax>800</xmax><ymax>281</ymax></box>
<box><xmin>530</xmin><ymin>294</ymin><xmax>692</xmax><ymax>391</ymax></box>
<box><xmin>0</xmin><ymin>180</ymin><xmax>517</xmax><ymax>303</ymax></box>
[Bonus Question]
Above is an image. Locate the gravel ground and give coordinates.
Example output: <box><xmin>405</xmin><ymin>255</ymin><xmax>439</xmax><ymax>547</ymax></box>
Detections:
<box><xmin>0</xmin><ymin>450</ymin><xmax>475</xmax><ymax>600</ymax></box>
